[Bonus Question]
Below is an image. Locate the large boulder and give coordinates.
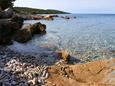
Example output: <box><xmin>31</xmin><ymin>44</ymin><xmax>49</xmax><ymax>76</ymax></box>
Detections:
<box><xmin>0</xmin><ymin>20</ymin><xmax>19</xmax><ymax>45</ymax></box>
<box><xmin>11</xmin><ymin>15</ymin><xmax>24</xmax><ymax>28</ymax></box>
<box><xmin>0</xmin><ymin>8</ymin><xmax>14</xmax><ymax>19</ymax></box>
<box><xmin>13</xmin><ymin>22</ymin><xmax>46</xmax><ymax>43</ymax></box>
<box><xmin>13</xmin><ymin>29</ymin><xmax>32</xmax><ymax>43</ymax></box>
<box><xmin>26</xmin><ymin>22</ymin><xmax>46</xmax><ymax>35</ymax></box>
<box><xmin>0</xmin><ymin>16</ymin><xmax>24</xmax><ymax>45</ymax></box>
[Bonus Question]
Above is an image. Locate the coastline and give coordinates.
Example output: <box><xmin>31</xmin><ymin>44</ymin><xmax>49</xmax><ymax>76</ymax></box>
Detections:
<box><xmin>0</xmin><ymin>8</ymin><xmax>115</xmax><ymax>86</ymax></box>
<box><xmin>0</xmin><ymin>46</ymin><xmax>114</xmax><ymax>86</ymax></box>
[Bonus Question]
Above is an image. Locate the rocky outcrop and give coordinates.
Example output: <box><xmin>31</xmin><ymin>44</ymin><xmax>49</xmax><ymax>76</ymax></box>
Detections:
<box><xmin>0</xmin><ymin>8</ymin><xmax>14</xmax><ymax>19</ymax></box>
<box><xmin>33</xmin><ymin>15</ymin><xmax>43</xmax><ymax>20</ymax></box>
<box><xmin>13</xmin><ymin>29</ymin><xmax>32</xmax><ymax>43</ymax></box>
<box><xmin>28</xmin><ymin>22</ymin><xmax>46</xmax><ymax>35</ymax></box>
<box><xmin>0</xmin><ymin>13</ymin><xmax>46</xmax><ymax>44</ymax></box>
<box><xmin>45</xmin><ymin>59</ymin><xmax>115</xmax><ymax>86</ymax></box>
<box><xmin>0</xmin><ymin>16</ymin><xmax>24</xmax><ymax>45</ymax></box>
<box><xmin>13</xmin><ymin>22</ymin><xmax>46</xmax><ymax>43</ymax></box>
<box><xmin>44</xmin><ymin>15</ymin><xmax>54</xmax><ymax>20</ymax></box>
<box><xmin>11</xmin><ymin>15</ymin><xmax>24</xmax><ymax>28</ymax></box>
<box><xmin>0</xmin><ymin>47</ymin><xmax>114</xmax><ymax>86</ymax></box>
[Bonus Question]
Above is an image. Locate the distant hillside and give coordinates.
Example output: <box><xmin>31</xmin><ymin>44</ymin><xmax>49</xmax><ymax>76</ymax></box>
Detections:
<box><xmin>13</xmin><ymin>7</ymin><xmax>69</xmax><ymax>14</ymax></box>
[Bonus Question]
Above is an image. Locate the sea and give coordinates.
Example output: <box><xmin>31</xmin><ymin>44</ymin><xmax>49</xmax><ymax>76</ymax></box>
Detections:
<box><xmin>9</xmin><ymin>14</ymin><xmax>115</xmax><ymax>62</ymax></box>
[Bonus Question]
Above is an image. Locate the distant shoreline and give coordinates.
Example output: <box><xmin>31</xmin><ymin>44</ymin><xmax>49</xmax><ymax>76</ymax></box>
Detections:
<box><xmin>13</xmin><ymin>7</ymin><xmax>70</xmax><ymax>14</ymax></box>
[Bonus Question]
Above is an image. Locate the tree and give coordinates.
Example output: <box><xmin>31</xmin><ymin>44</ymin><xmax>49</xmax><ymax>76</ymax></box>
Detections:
<box><xmin>0</xmin><ymin>0</ymin><xmax>15</xmax><ymax>11</ymax></box>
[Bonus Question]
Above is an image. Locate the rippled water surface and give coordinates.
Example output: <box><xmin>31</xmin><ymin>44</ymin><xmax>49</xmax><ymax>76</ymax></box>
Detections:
<box><xmin>9</xmin><ymin>14</ymin><xmax>115</xmax><ymax>62</ymax></box>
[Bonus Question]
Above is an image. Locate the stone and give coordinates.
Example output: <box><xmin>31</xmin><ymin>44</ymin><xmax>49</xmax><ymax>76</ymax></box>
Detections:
<box><xmin>65</xmin><ymin>16</ymin><xmax>70</xmax><ymax>19</ymax></box>
<box><xmin>0</xmin><ymin>8</ymin><xmax>13</xmax><ymax>19</ymax></box>
<box><xmin>11</xmin><ymin>15</ymin><xmax>24</xmax><ymax>28</ymax></box>
<box><xmin>13</xmin><ymin>29</ymin><xmax>32</xmax><ymax>43</ymax></box>
<box><xmin>57</xmin><ymin>50</ymin><xmax>70</xmax><ymax>62</ymax></box>
<box><xmin>0</xmin><ymin>15</ymin><xmax>24</xmax><ymax>45</ymax></box>
<box><xmin>52</xmin><ymin>15</ymin><xmax>59</xmax><ymax>17</ymax></box>
<box><xmin>33</xmin><ymin>15</ymin><xmax>43</xmax><ymax>20</ymax></box>
<box><xmin>26</xmin><ymin>22</ymin><xmax>46</xmax><ymax>35</ymax></box>
<box><xmin>46</xmin><ymin>59</ymin><xmax>115</xmax><ymax>86</ymax></box>
<box><xmin>28</xmin><ymin>78</ymin><xmax>38</xmax><ymax>85</ymax></box>
<box><xmin>0</xmin><ymin>20</ymin><xmax>21</xmax><ymax>45</ymax></box>
<box><xmin>44</xmin><ymin>15</ymin><xmax>54</xmax><ymax>20</ymax></box>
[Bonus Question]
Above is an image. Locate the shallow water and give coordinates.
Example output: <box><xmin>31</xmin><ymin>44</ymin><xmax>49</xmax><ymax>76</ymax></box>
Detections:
<box><xmin>9</xmin><ymin>14</ymin><xmax>115</xmax><ymax>62</ymax></box>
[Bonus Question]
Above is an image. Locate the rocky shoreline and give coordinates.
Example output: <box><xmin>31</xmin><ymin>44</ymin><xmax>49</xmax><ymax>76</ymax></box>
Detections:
<box><xmin>0</xmin><ymin>46</ymin><xmax>80</xmax><ymax>86</ymax></box>
<box><xmin>0</xmin><ymin>46</ymin><xmax>50</xmax><ymax>86</ymax></box>
<box><xmin>0</xmin><ymin>8</ymin><xmax>77</xmax><ymax>45</ymax></box>
<box><xmin>0</xmin><ymin>46</ymin><xmax>115</xmax><ymax>86</ymax></box>
<box><xmin>0</xmin><ymin>8</ymin><xmax>115</xmax><ymax>86</ymax></box>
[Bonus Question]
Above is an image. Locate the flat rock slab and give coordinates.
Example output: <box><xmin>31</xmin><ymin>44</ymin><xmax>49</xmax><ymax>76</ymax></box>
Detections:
<box><xmin>46</xmin><ymin>59</ymin><xmax>115</xmax><ymax>86</ymax></box>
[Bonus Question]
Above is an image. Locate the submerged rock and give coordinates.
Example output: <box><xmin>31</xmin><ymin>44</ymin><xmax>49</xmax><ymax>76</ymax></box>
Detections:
<box><xmin>65</xmin><ymin>16</ymin><xmax>70</xmax><ymax>19</ymax></box>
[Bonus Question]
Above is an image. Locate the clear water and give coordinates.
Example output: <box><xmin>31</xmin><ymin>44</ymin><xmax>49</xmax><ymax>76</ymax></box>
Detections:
<box><xmin>9</xmin><ymin>14</ymin><xmax>115</xmax><ymax>62</ymax></box>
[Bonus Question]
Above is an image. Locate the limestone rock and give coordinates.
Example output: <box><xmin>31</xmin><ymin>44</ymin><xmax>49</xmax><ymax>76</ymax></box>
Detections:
<box><xmin>44</xmin><ymin>15</ymin><xmax>54</xmax><ymax>20</ymax></box>
<box><xmin>45</xmin><ymin>59</ymin><xmax>115</xmax><ymax>86</ymax></box>
<box><xmin>57</xmin><ymin>50</ymin><xmax>70</xmax><ymax>62</ymax></box>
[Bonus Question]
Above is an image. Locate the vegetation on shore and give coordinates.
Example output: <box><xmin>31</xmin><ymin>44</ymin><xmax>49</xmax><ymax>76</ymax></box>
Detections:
<box><xmin>0</xmin><ymin>0</ymin><xmax>15</xmax><ymax>11</ymax></box>
<box><xmin>13</xmin><ymin>7</ymin><xmax>69</xmax><ymax>14</ymax></box>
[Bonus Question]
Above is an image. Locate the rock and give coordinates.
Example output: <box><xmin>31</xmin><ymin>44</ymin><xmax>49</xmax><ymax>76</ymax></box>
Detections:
<box><xmin>57</xmin><ymin>50</ymin><xmax>70</xmax><ymax>62</ymax></box>
<box><xmin>0</xmin><ymin>15</ymin><xmax>24</xmax><ymax>45</ymax></box>
<box><xmin>0</xmin><ymin>14</ymin><xmax>47</xmax><ymax>44</ymax></box>
<box><xmin>11</xmin><ymin>15</ymin><xmax>24</xmax><ymax>28</ymax></box>
<box><xmin>28</xmin><ymin>78</ymin><xmax>38</xmax><ymax>85</ymax></box>
<box><xmin>44</xmin><ymin>15</ymin><xmax>54</xmax><ymax>20</ymax></box>
<box><xmin>13</xmin><ymin>29</ymin><xmax>32</xmax><ymax>43</ymax></box>
<box><xmin>5</xmin><ymin>8</ymin><xmax>14</xmax><ymax>17</ymax></box>
<box><xmin>0</xmin><ymin>19</ymin><xmax>23</xmax><ymax>45</ymax></box>
<box><xmin>33</xmin><ymin>15</ymin><xmax>43</xmax><ymax>20</ymax></box>
<box><xmin>65</xmin><ymin>16</ymin><xmax>70</xmax><ymax>19</ymax></box>
<box><xmin>0</xmin><ymin>7</ymin><xmax>2</xmax><ymax>12</ymax></box>
<box><xmin>0</xmin><ymin>8</ymin><xmax>13</xmax><ymax>19</ymax></box>
<box><xmin>73</xmin><ymin>16</ymin><xmax>76</xmax><ymax>19</ymax></box>
<box><xmin>51</xmin><ymin>15</ymin><xmax>59</xmax><ymax>17</ymax></box>
<box><xmin>61</xmin><ymin>16</ymin><xmax>65</xmax><ymax>18</ymax></box>
<box><xmin>26</xmin><ymin>22</ymin><xmax>46</xmax><ymax>35</ymax></box>
<box><xmin>13</xmin><ymin>13</ymin><xmax>31</xmax><ymax>20</ymax></box>
<box><xmin>46</xmin><ymin>59</ymin><xmax>115</xmax><ymax>86</ymax></box>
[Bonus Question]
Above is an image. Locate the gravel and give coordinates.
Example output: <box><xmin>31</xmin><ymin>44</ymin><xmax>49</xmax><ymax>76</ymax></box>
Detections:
<box><xmin>0</xmin><ymin>46</ymin><xmax>55</xmax><ymax>86</ymax></box>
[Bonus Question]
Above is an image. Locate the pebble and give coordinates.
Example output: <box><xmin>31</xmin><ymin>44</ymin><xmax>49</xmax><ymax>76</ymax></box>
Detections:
<box><xmin>0</xmin><ymin>46</ymin><xmax>50</xmax><ymax>86</ymax></box>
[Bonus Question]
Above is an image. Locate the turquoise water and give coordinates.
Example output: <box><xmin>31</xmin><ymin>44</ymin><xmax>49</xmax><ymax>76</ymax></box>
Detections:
<box><xmin>9</xmin><ymin>14</ymin><xmax>115</xmax><ymax>62</ymax></box>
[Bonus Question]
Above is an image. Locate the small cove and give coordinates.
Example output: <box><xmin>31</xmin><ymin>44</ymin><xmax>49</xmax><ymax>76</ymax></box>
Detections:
<box><xmin>9</xmin><ymin>14</ymin><xmax>115</xmax><ymax>62</ymax></box>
